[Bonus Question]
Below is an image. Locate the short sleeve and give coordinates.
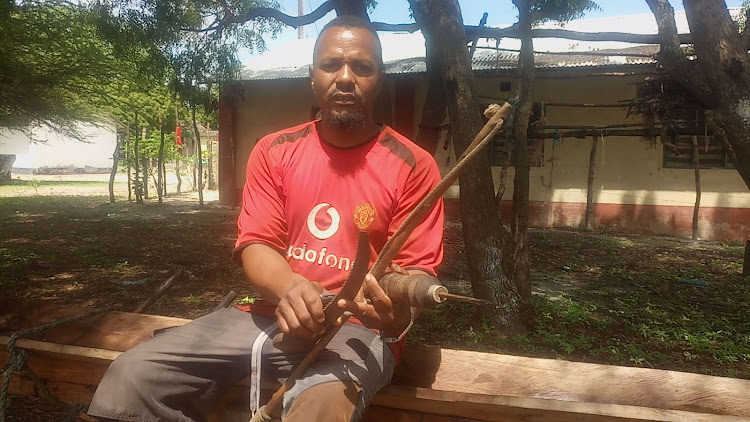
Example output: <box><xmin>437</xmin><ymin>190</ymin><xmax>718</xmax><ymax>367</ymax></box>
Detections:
<box><xmin>388</xmin><ymin>156</ymin><xmax>444</xmax><ymax>275</ymax></box>
<box><xmin>233</xmin><ymin>138</ymin><xmax>288</xmax><ymax>265</ymax></box>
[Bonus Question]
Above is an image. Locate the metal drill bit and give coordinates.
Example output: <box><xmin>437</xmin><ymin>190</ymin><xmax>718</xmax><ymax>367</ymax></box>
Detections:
<box><xmin>438</xmin><ymin>292</ymin><xmax>491</xmax><ymax>305</ymax></box>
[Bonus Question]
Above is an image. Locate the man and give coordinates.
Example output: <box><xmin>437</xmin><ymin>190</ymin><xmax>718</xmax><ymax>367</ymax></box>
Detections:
<box><xmin>88</xmin><ymin>15</ymin><xmax>443</xmax><ymax>422</ymax></box>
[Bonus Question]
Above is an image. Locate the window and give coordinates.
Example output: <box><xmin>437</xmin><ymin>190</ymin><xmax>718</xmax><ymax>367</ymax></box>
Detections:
<box><xmin>663</xmin><ymin>135</ymin><xmax>735</xmax><ymax>169</ymax></box>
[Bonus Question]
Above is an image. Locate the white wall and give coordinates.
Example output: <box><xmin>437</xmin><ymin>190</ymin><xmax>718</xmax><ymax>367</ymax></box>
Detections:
<box><xmin>10</xmin><ymin>122</ymin><xmax>117</xmax><ymax>170</ymax></box>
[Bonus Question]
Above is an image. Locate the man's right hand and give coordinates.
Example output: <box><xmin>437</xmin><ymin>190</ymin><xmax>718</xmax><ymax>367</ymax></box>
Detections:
<box><xmin>274</xmin><ymin>275</ymin><xmax>327</xmax><ymax>340</ymax></box>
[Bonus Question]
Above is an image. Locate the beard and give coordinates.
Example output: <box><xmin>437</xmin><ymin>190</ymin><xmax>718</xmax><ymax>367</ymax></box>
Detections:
<box><xmin>323</xmin><ymin>107</ymin><xmax>366</xmax><ymax>131</ymax></box>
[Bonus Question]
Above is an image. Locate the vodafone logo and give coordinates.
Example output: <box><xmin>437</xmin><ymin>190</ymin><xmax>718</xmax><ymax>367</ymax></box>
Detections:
<box><xmin>307</xmin><ymin>203</ymin><xmax>340</xmax><ymax>240</ymax></box>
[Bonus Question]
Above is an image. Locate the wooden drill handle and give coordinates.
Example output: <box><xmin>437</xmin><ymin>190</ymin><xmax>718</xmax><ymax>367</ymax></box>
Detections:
<box><xmin>379</xmin><ymin>273</ymin><xmax>446</xmax><ymax>308</ymax></box>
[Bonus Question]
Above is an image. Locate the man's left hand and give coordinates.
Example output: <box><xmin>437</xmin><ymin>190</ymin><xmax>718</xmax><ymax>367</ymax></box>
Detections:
<box><xmin>336</xmin><ymin>274</ymin><xmax>412</xmax><ymax>337</ymax></box>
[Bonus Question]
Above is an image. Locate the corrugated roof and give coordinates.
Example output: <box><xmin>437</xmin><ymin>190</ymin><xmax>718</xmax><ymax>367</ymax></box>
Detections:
<box><xmin>241</xmin><ymin>44</ymin><xmax>660</xmax><ymax>81</ymax></box>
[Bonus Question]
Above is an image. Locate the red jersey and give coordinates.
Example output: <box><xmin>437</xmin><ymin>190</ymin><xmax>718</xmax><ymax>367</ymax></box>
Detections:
<box><xmin>234</xmin><ymin>121</ymin><xmax>444</xmax><ymax>291</ymax></box>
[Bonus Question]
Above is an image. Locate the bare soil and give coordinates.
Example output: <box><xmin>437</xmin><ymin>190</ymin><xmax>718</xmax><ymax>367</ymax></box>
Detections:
<box><xmin>1</xmin><ymin>175</ymin><xmax>748</xmax><ymax>420</ymax></box>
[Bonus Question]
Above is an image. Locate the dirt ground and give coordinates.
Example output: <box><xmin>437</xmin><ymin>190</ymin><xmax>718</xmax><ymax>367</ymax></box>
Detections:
<box><xmin>1</xmin><ymin>174</ymin><xmax>749</xmax><ymax>420</ymax></box>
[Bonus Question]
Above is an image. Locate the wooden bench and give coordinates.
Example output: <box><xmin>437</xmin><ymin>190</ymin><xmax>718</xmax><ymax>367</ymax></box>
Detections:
<box><xmin>2</xmin><ymin>300</ymin><xmax>750</xmax><ymax>421</ymax></box>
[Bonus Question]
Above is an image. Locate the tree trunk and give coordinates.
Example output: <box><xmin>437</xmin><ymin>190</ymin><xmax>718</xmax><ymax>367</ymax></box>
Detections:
<box><xmin>692</xmin><ymin>135</ymin><xmax>701</xmax><ymax>240</ymax></box>
<box><xmin>158</xmin><ymin>122</ymin><xmax>165</xmax><ymax>204</ymax></box>
<box><xmin>495</xmin><ymin>134</ymin><xmax>512</xmax><ymax>220</ymax></box>
<box><xmin>192</xmin><ymin>105</ymin><xmax>204</xmax><ymax>206</ymax></box>
<box><xmin>507</xmin><ymin>0</ymin><xmax>533</xmax><ymax>301</ymax></box>
<box><xmin>409</xmin><ymin>0</ymin><xmax>524</xmax><ymax>332</ymax></box>
<box><xmin>585</xmin><ymin>135</ymin><xmax>599</xmax><ymax>230</ymax></box>
<box><xmin>176</xmin><ymin>157</ymin><xmax>182</xmax><ymax>195</ymax></box>
<box><xmin>649</xmin><ymin>0</ymin><xmax>750</xmax><ymax>190</ymax></box>
<box><xmin>141</xmin><ymin>127</ymin><xmax>148</xmax><ymax>200</ymax></box>
<box><xmin>126</xmin><ymin>120</ymin><xmax>132</xmax><ymax>201</ymax></box>
<box><xmin>0</xmin><ymin>154</ymin><xmax>14</xmax><ymax>183</ymax></box>
<box><xmin>207</xmin><ymin>133</ymin><xmax>216</xmax><ymax>190</ymax></box>
<box><xmin>162</xmin><ymin>160</ymin><xmax>167</xmax><ymax>197</ymax></box>
<box><xmin>333</xmin><ymin>0</ymin><xmax>368</xmax><ymax>19</ymax></box>
<box><xmin>0</xmin><ymin>154</ymin><xmax>15</xmax><ymax>183</ymax></box>
<box><xmin>744</xmin><ymin>240</ymin><xmax>750</xmax><ymax>277</ymax></box>
<box><xmin>109</xmin><ymin>133</ymin><xmax>121</xmax><ymax>203</ymax></box>
<box><xmin>134</xmin><ymin>114</ymin><xmax>142</xmax><ymax>203</ymax></box>
<box><xmin>413</xmin><ymin>34</ymin><xmax>447</xmax><ymax>155</ymax></box>
<box><xmin>175</xmin><ymin>104</ymin><xmax>182</xmax><ymax>195</ymax></box>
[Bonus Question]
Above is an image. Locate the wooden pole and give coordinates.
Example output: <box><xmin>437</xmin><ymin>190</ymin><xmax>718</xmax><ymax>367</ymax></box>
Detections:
<box><xmin>585</xmin><ymin>134</ymin><xmax>599</xmax><ymax>231</ymax></box>
<box><xmin>297</xmin><ymin>0</ymin><xmax>304</xmax><ymax>39</ymax></box>
<box><xmin>744</xmin><ymin>240</ymin><xmax>750</xmax><ymax>277</ymax></box>
<box><xmin>692</xmin><ymin>135</ymin><xmax>701</xmax><ymax>240</ymax></box>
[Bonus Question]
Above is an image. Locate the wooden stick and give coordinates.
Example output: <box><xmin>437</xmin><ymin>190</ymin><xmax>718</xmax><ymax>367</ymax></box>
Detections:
<box><xmin>132</xmin><ymin>270</ymin><xmax>183</xmax><ymax>314</ymax></box>
<box><xmin>211</xmin><ymin>290</ymin><xmax>237</xmax><ymax>312</ymax></box>
<box><xmin>371</xmin><ymin>102</ymin><xmax>512</xmax><ymax>279</ymax></box>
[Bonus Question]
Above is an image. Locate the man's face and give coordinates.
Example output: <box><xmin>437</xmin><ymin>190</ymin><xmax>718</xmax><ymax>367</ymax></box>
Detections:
<box><xmin>311</xmin><ymin>26</ymin><xmax>384</xmax><ymax>130</ymax></box>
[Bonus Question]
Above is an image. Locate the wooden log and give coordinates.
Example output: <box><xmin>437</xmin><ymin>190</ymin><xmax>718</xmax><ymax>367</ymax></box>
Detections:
<box><xmin>4</xmin><ymin>303</ymin><xmax>750</xmax><ymax>421</ymax></box>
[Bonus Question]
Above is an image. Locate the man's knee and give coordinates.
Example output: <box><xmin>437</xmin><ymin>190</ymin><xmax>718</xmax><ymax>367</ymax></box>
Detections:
<box><xmin>284</xmin><ymin>381</ymin><xmax>362</xmax><ymax>422</ymax></box>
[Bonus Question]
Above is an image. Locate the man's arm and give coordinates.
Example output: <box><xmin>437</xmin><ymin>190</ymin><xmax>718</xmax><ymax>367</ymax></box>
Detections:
<box><xmin>241</xmin><ymin>243</ymin><xmax>326</xmax><ymax>339</ymax></box>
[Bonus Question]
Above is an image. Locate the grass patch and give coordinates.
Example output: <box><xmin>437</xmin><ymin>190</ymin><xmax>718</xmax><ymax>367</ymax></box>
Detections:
<box><xmin>2</xmin><ymin>194</ymin><xmax>749</xmax><ymax>380</ymax></box>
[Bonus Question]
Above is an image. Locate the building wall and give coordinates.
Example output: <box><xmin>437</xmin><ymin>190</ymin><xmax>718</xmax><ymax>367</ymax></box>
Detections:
<box><xmin>230</xmin><ymin>74</ymin><xmax>750</xmax><ymax>241</ymax></box>
<box><xmin>7</xmin><ymin>122</ymin><xmax>117</xmax><ymax>172</ymax></box>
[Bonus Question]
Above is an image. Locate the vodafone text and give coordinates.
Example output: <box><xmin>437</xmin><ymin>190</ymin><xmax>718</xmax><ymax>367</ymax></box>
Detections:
<box><xmin>286</xmin><ymin>244</ymin><xmax>352</xmax><ymax>271</ymax></box>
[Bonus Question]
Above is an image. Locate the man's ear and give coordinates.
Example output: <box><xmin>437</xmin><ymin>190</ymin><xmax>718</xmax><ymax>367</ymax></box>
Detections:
<box><xmin>376</xmin><ymin>70</ymin><xmax>386</xmax><ymax>91</ymax></box>
<box><xmin>309</xmin><ymin>65</ymin><xmax>315</xmax><ymax>92</ymax></box>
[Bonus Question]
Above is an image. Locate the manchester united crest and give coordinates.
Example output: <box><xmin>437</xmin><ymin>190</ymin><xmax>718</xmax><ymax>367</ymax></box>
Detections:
<box><xmin>354</xmin><ymin>203</ymin><xmax>375</xmax><ymax>230</ymax></box>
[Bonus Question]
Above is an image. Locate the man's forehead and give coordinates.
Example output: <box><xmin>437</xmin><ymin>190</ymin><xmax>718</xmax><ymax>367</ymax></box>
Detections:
<box><xmin>314</xmin><ymin>26</ymin><xmax>380</xmax><ymax>60</ymax></box>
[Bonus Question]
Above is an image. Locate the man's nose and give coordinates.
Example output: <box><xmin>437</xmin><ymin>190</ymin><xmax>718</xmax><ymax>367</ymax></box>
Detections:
<box><xmin>336</xmin><ymin>64</ymin><xmax>355</xmax><ymax>90</ymax></box>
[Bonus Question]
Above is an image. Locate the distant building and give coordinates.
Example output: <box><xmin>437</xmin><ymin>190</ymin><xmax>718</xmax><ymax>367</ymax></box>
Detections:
<box><xmin>217</xmin><ymin>11</ymin><xmax>749</xmax><ymax>241</ymax></box>
<box><xmin>2</xmin><ymin>122</ymin><xmax>117</xmax><ymax>174</ymax></box>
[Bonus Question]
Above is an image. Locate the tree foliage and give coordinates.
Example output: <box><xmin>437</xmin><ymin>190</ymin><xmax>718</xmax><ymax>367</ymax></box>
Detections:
<box><xmin>0</xmin><ymin>1</ymin><xmax>120</xmax><ymax>135</ymax></box>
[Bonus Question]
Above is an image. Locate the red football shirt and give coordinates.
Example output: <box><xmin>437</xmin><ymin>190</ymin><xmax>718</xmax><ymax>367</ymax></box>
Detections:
<box><xmin>233</xmin><ymin>121</ymin><xmax>444</xmax><ymax>358</ymax></box>
<box><xmin>234</xmin><ymin>121</ymin><xmax>444</xmax><ymax>290</ymax></box>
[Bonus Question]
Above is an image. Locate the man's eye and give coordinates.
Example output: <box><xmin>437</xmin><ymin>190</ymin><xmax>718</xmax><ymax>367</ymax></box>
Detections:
<box><xmin>352</xmin><ymin>62</ymin><xmax>374</xmax><ymax>77</ymax></box>
<box><xmin>320</xmin><ymin>62</ymin><xmax>341</xmax><ymax>72</ymax></box>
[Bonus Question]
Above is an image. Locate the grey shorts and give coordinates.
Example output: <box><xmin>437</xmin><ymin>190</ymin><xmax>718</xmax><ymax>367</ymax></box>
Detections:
<box><xmin>87</xmin><ymin>308</ymin><xmax>395</xmax><ymax>422</ymax></box>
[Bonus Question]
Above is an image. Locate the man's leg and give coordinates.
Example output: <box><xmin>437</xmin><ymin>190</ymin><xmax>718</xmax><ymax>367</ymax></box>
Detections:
<box><xmin>88</xmin><ymin>309</ymin><xmax>275</xmax><ymax>422</ymax></box>
<box><xmin>267</xmin><ymin>323</ymin><xmax>395</xmax><ymax>422</ymax></box>
<box><xmin>284</xmin><ymin>381</ymin><xmax>361</xmax><ymax>422</ymax></box>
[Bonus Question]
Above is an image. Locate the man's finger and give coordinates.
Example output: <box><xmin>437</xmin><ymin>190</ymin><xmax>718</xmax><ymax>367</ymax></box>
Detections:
<box><xmin>288</xmin><ymin>292</ymin><xmax>322</xmax><ymax>333</ymax></box>
<box><xmin>363</xmin><ymin>274</ymin><xmax>394</xmax><ymax>316</ymax></box>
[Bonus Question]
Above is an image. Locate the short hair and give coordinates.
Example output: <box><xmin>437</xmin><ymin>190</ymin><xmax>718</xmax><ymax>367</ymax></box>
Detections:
<box><xmin>313</xmin><ymin>15</ymin><xmax>384</xmax><ymax>70</ymax></box>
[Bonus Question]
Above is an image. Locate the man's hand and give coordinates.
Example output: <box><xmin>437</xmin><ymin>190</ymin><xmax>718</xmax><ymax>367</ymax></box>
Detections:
<box><xmin>336</xmin><ymin>274</ymin><xmax>413</xmax><ymax>337</ymax></box>
<box><xmin>275</xmin><ymin>275</ymin><xmax>327</xmax><ymax>340</ymax></box>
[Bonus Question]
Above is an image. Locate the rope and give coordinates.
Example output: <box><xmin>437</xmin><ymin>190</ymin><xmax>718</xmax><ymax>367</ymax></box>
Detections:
<box><xmin>0</xmin><ymin>306</ymin><xmax>114</xmax><ymax>422</ymax></box>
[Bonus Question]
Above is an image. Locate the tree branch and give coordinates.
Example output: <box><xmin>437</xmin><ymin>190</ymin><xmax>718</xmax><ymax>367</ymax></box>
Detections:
<box><xmin>741</xmin><ymin>8</ymin><xmax>750</xmax><ymax>51</ymax></box>
<box><xmin>465</xmin><ymin>25</ymin><xmax>692</xmax><ymax>44</ymax></box>
<box><xmin>223</xmin><ymin>0</ymin><xmax>335</xmax><ymax>28</ymax></box>
<box><xmin>371</xmin><ymin>21</ymin><xmax>419</xmax><ymax>32</ymax></box>
<box><xmin>645</xmin><ymin>0</ymin><xmax>680</xmax><ymax>49</ymax></box>
<box><xmin>643</xmin><ymin>0</ymin><xmax>712</xmax><ymax>105</ymax></box>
